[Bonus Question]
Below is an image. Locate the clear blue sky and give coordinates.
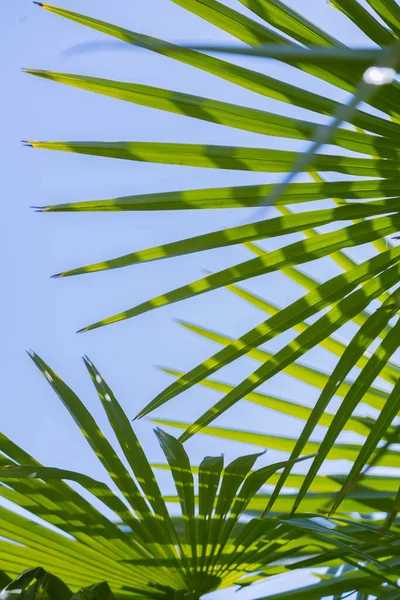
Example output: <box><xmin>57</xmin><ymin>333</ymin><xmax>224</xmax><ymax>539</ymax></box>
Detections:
<box><xmin>3</xmin><ymin>0</ymin><xmax>378</xmax><ymax>597</ymax></box>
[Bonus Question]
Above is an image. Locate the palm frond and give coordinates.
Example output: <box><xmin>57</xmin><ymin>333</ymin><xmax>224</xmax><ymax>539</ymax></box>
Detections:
<box><xmin>25</xmin><ymin>3</ymin><xmax>400</xmax><ymax>595</ymax></box>
<box><xmin>3</xmin><ymin>356</ymin><xmax>400</xmax><ymax>598</ymax></box>
<box><xmin>0</xmin><ymin>353</ymin><xmax>335</xmax><ymax>599</ymax></box>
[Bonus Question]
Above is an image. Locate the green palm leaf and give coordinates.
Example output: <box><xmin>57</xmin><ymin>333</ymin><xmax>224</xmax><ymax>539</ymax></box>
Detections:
<box><xmin>37</xmin><ymin>178</ymin><xmax>400</xmax><ymax>213</ymax></box>
<box><xmin>136</xmin><ymin>248</ymin><xmax>400</xmax><ymax>418</ymax></box>
<box><xmin>0</xmin><ymin>353</ymin><xmax>356</xmax><ymax>599</ymax></box>
<box><xmin>267</xmin><ymin>305</ymin><xmax>400</xmax><ymax>516</ymax></box>
<box><xmin>153</xmin><ymin>419</ymin><xmax>400</xmax><ymax>469</ymax></box>
<box><xmin>25</xmin><ymin>3</ymin><xmax>400</xmax><ymax>596</ymax></box>
<box><xmin>51</xmin><ymin>201</ymin><xmax>400</xmax><ymax>278</ymax></box>
<box><xmin>28</xmin><ymin>139</ymin><xmax>400</xmax><ymax>175</ymax></box>
<box><xmin>78</xmin><ymin>217</ymin><xmax>400</xmax><ymax>332</ymax></box>
<box><xmin>30</xmin><ymin>3</ymin><xmax>397</xmax><ymax>134</ymax></box>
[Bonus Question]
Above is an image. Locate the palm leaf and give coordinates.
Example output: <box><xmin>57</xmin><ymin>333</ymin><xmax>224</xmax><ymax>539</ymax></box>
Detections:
<box><xmin>30</xmin><ymin>3</ymin><xmax>397</xmax><ymax>133</ymax></box>
<box><xmin>153</xmin><ymin>419</ymin><xmax>400</xmax><ymax>469</ymax></box>
<box><xmin>174</xmin><ymin>320</ymin><xmax>391</xmax><ymax>408</ymax></box>
<box><xmin>26</xmin><ymin>3</ymin><xmax>400</xmax><ymax>596</ymax></box>
<box><xmin>0</xmin><ymin>353</ymin><xmax>363</xmax><ymax>599</ymax></box>
<box><xmin>50</xmin><ymin>201</ymin><xmax>400</xmax><ymax>278</ymax></box>
<box><xmin>137</xmin><ymin>250</ymin><xmax>400</xmax><ymax>419</ymax></box>
<box><xmin>266</xmin><ymin>309</ymin><xmax>400</xmax><ymax>516</ymax></box>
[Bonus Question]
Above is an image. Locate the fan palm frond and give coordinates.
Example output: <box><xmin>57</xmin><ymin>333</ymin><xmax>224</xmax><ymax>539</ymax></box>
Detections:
<box><xmin>24</xmin><ymin>0</ymin><xmax>400</xmax><ymax>582</ymax></box>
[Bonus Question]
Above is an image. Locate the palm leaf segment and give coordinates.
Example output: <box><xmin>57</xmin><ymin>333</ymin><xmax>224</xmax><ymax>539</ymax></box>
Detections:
<box><xmin>28</xmin><ymin>0</ymin><xmax>400</xmax><ymax>526</ymax></box>
<box><xmin>3</xmin><ymin>356</ymin><xmax>400</xmax><ymax>599</ymax></box>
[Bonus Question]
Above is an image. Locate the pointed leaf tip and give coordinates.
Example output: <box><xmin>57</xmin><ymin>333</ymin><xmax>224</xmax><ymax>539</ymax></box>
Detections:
<box><xmin>176</xmin><ymin>319</ymin><xmax>190</xmax><ymax>328</ymax></box>
<box><xmin>31</xmin><ymin>205</ymin><xmax>50</xmax><ymax>212</ymax></box>
<box><xmin>82</xmin><ymin>355</ymin><xmax>93</xmax><ymax>368</ymax></box>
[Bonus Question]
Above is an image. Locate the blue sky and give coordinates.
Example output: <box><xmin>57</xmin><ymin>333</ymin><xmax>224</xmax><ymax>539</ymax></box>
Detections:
<box><xmin>2</xmin><ymin>0</ymin><xmax>381</xmax><ymax>597</ymax></box>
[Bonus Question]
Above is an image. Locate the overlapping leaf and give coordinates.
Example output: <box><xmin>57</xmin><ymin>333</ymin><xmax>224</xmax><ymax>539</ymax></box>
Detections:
<box><xmin>4</xmin><ymin>355</ymin><xmax>400</xmax><ymax>598</ymax></box>
<box><xmin>0</xmin><ymin>353</ymin><xmax>353</xmax><ymax>599</ymax></box>
<box><xmin>24</xmin><ymin>1</ymin><xmax>400</xmax><ymax>597</ymax></box>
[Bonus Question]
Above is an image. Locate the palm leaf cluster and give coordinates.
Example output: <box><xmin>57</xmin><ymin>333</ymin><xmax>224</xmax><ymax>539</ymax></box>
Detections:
<box><xmin>26</xmin><ymin>0</ymin><xmax>400</xmax><ymax>511</ymax></box>
<box><xmin>8</xmin><ymin>0</ymin><xmax>400</xmax><ymax>597</ymax></box>
<box><xmin>3</xmin><ymin>356</ymin><xmax>400</xmax><ymax>598</ymax></box>
<box><xmin>1</xmin><ymin>354</ymin><xmax>392</xmax><ymax>600</ymax></box>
